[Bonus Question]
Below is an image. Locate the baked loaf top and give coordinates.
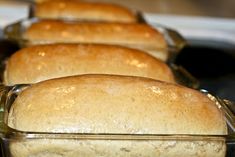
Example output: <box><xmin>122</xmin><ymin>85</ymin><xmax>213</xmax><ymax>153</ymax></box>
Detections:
<box><xmin>24</xmin><ymin>20</ymin><xmax>166</xmax><ymax>49</ymax></box>
<box><xmin>4</xmin><ymin>44</ymin><xmax>174</xmax><ymax>85</ymax></box>
<box><xmin>24</xmin><ymin>20</ymin><xmax>168</xmax><ymax>61</ymax></box>
<box><xmin>8</xmin><ymin>75</ymin><xmax>227</xmax><ymax>135</ymax></box>
<box><xmin>34</xmin><ymin>0</ymin><xmax>49</xmax><ymax>3</ymax></box>
<box><xmin>35</xmin><ymin>0</ymin><xmax>137</xmax><ymax>23</ymax></box>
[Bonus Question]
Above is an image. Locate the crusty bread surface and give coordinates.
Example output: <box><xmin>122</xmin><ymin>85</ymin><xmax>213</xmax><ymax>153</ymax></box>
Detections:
<box><xmin>24</xmin><ymin>20</ymin><xmax>168</xmax><ymax>61</ymax></box>
<box><xmin>8</xmin><ymin>75</ymin><xmax>226</xmax><ymax>134</ymax></box>
<box><xmin>35</xmin><ymin>0</ymin><xmax>137</xmax><ymax>23</ymax></box>
<box><xmin>4</xmin><ymin>44</ymin><xmax>174</xmax><ymax>85</ymax></box>
<box><xmin>8</xmin><ymin>75</ymin><xmax>227</xmax><ymax>157</ymax></box>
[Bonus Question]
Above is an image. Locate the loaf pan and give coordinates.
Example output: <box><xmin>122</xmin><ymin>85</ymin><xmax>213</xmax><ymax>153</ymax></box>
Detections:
<box><xmin>28</xmin><ymin>4</ymin><xmax>147</xmax><ymax>24</ymax></box>
<box><xmin>3</xmin><ymin>18</ymin><xmax>186</xmax><ymax>63</ymax></box>
<box><xmin>0</xmin><ymin>53</ymin><xmax>199</xmax><ymax>89</ymax></box>
<box><xmin>0</xmin><ymin>85</ymin><xmax>234</xmax><ymax>157</ymax></box>
<box><xmin>170</xmin><ymin>63</ymin><xmax>199</xmax><ymax>89</ymax></box>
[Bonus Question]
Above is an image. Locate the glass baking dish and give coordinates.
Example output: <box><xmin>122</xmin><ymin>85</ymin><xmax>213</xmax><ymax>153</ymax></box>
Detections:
<box><xmin>3</xmin><ymin>17</ymin><xmax>186</xmax><ymax>63</ymax></box>
<box><xmin>0</xmin><ymin>47</ymin><xmax>199</xmax><ymax>88</ymax></box>
<box><xmin>0</xmin><ymin>50</ymin><xmax>199</xmax><ymax>88</ymax></box>
<box><xmin>0</xmin><ymin>24</ymin><xmax>195</xmax><ymax>88</ymax></box>
<box><xmin>0</xmin><ymin>84</ymin><xmax>234</xmax><ymax>157</ymax></box>
<box><xmin>28</xmin><ymin>3</ymin><xmax>148</xmax><ymax>24</ymax></box>
<box><xmin>170</xmin><ymin>64</ymin><xmax>199</xmax><ymax>89</ymax></box>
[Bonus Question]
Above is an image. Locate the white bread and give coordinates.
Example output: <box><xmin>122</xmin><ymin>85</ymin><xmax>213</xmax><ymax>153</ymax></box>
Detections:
<box><xmin>24</xmin><ymin>20</ymin><xmax>168</xmax><ymax>61</ymax></box>
<box><xmin>35</xmin><ymin>0</ymin><xmax>137</xmax><ymax>23</ymax></box>
<box><xmin>4</xmin><ymin>44</ymin><xmax>174</xmax><ymax>85</ymax></box>
<box><xmin>8</xmin><ymin>75</ymin><xmax>227</xmax><ymax>157</ymax></box>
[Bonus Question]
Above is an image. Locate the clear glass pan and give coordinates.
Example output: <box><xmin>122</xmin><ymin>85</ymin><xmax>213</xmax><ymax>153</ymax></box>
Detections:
<box><xmin>3</xmin><ymin>17</ymin><xmax>186</xmax><ymax>63</ymax></box>
<box><xmin>1</xmin><ymin>18</ymin><xmax>194</xmax><ymax>88</ymax></box>
<box><xmin>0</xmin><ymin>84</ymin><xmax>234</xmax><ymax>157</ymax></box>
<box><xmin>0</xmin><ymin>58</ymin><xmax>199</xmax><ymax>89</ymax></box>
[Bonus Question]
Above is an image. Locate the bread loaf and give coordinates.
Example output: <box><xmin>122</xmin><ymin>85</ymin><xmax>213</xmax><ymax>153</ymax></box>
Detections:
<box><xmin>35</xmin><ymin>0</ymin><xmax>137</xmax><ymax>23</ymax></box>
<box><xmin>34</xmin><ymin>0</ymin><xmax>49</xmax><ymax>3</ymax></box>
<box><xmin>4</xmin><ymin>44</ymin><xmax>174</xmax><ymax>85</ymax></box>
<box><xmin>8</xmin><ymin>75</ymin><xmax>227</xmax><ymax>157</ymax></box>
<box><xmin>35</xmin><ymin>0</ymin><xmax>77</xmax><ymax>3</ymax></box>
<box><xmin>24</xmin><ymin>20</ymin><xmax>168</xmax><ymax>61</ymax></box>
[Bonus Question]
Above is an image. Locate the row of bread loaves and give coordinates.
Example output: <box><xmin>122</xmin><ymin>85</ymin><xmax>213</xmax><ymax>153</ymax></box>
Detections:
<box><xmin>3</xmin><ymin>1</ymin><xmax>228</xmax><ymax>157</ymax></box>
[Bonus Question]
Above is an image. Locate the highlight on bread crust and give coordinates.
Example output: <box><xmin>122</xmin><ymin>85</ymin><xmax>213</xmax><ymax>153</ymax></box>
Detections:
<box><xmin>9</xmin><ymin>74</ymin><xmax>227</xmax><ymax>134</ymax></box>
<box><xmin>8</xmin><ymin>75</ymin><xmax>227</xmax><ymax>157</ymax></box>
<box><xmin>24</xmin><ymin>20</ymin><xmax>168</xmax><ymax>61</ymax></box>
<box><xmin>4</xmin><ymin>44</ymin><xmax>174</xmax><ymax>85</ymax></box>
<box><xmin>35</xmin><ymin>0</ymin><xmax>80</xmax><ymax>3</ymax></box>
<box><xmin>35</xmin><ymin>0</ymin><xmax>137</xmax><ymax>23</ymax></box>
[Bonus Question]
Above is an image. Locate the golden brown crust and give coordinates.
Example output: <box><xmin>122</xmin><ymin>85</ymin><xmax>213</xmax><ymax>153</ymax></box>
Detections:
<box><xmin>4</xmin><ymin>44</ymin><xmax>174</xmax><ymax>85</ymax></box>
<box><xmin>24</xmin><ymin>20</ymin><xmax>168</xmax><ymax>61</ymax></box>
<box><xmin>8</xmin><ymin>74</ymin><xmax>227</xmax><ymax>135</ymax></box>
<box><xmin>35</xmin><ymin>0</ymin><xmax>137</xmax><ymax>23</ymax></box>
<box><xmin>8</xmin><ymin>74</ymin><xmax>227</xmax><ymax>157</ymax></box>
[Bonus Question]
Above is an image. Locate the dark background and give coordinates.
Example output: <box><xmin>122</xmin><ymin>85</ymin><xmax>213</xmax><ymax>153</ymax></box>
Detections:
<box><xmin>176</xmin><ymin>40</ymin><xmax>235</xmax><ymax>101</ymax></box>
